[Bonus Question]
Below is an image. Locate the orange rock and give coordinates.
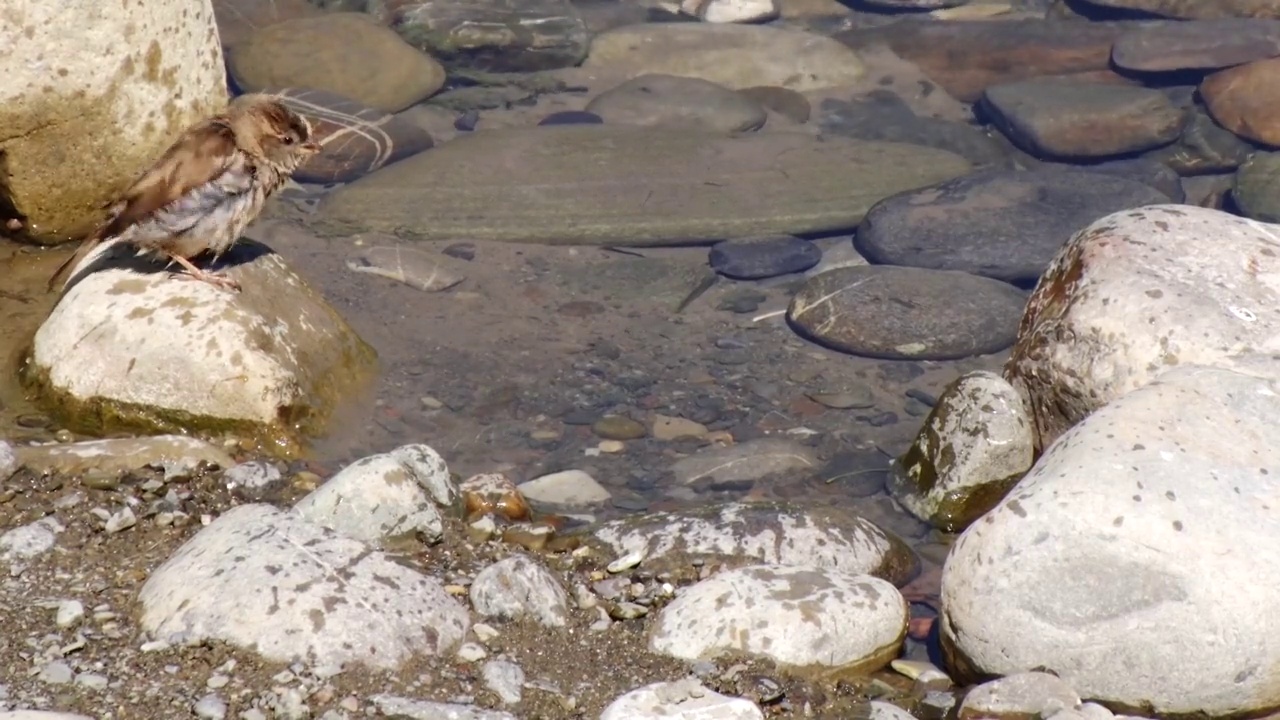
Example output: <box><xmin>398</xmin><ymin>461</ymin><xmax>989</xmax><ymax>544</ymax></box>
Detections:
<box><xmin>1201</xmin><ymin>56</ymin><xmax>1280</xmax><ymax>146</ymax></box>
<box><xmin>460</xmin><ymin>472</ymin><xmax>531</xmax><ymax>522</ymax></box>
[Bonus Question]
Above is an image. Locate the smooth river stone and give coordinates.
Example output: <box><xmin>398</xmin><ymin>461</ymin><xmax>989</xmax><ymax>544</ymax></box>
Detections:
<box><xmin>981</xmin><ymin>80</ymin><xmax>1185</xmax><ymax>159</ymax></box>
<box><xmin>1201</xmin><ymin>56</ymin><xmax>1280</xmax><ymax>147</ymax></box>
<box><xmin>382</xmin><ymin>0</ymin><xmax>589</xmax><ymax>72</ymax></box>
<box><xmin>1111</xmin><ymin>19</ymin><xmax>1280</xmax><ymax>72</ymax></box>
<box><xmin>1074</xmin><ymin>0</ymin><xmax>1280</xmax><ymax>19</ymax></box>
<box><xmin>312</xmin><ymin>126</ymin><xmax>972</xmax><ymax>245</ymax></box>
<box><xmin>268</xmin><ymin>87</ymin><xmax>434</xmax><ymax>183</ymax></box>
<box><xmin>583</xmin><ymin>23</ymin><xmax>865</xmax><ymax>92</ymax></box>
<box><xmin>584</xmin><ymin>74</ymin><xmax>767</xmax><ymax>133</ymax></box>
<box><xmin>787</xmin><ymin>265</ymin><xmax>1027</xmax><ymax>361</ymax></box>
<box><xmin>709</xmin><ymin>235</ymin><xmax>822</xmax><ymax>280</ymax></box>
<box><xmin>855</xmin><ymin>168</ymin><xmax>1171</xmax><ymax>284</ymax></box>
<box><xmin>836</xmin><ymin>19</ymin><xmax>1138</xmax><ymax>103</ymax></box>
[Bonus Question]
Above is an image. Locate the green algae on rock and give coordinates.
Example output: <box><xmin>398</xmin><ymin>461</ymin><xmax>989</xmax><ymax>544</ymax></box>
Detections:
<box><xmin>312</xmin><ymin>126</ymin><xmax>972</xmax><ymax>246</ymax></box>
<box><xmin>25</xmin><ymin>250</ymin><xmax>377</xmax><ymax>459</ymax></box>
<box><xmin>889</xmin><ymin>371</ymin><xmax>1034</xmax><ymax>532</ymax></box>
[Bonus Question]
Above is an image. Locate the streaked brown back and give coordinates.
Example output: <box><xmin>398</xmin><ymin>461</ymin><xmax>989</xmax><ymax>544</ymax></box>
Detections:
<box><xmin>93</xmin><ymin>117</ymin><xmax>240</xmax><ymax>242</ymax></box>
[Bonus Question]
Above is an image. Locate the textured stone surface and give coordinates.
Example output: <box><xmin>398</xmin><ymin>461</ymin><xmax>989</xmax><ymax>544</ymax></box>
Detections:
<box><xmin>314</xmin><ymin>126</ymin><xmax>971</xmax><ymax>245</ymax></box>
<box><xmin>384</xmin><ymin>0</ymin><xmax>590</xmax><ymax>72</ymax></box>
<box><xmin>584</xmin><ymin>74</ymin><xmax>767</xmax><ymax>133</ymax></box>
<box><xmin>0</xmin><ymin>0</ymin><xmax>227</xmax><ymax>244</ymax></box>
<box><xmin>1111</xmin><ymin>18</ymin><xmax>1280</xmax><ymax>71</ymax></box>
<box><xmin>1076</xmin><ymin>0</ymin><xmax>1280</xmax><ymax>19</ymax></box>
<box><xmin>1201</xmin><ymin>56</ymin><xmax>1280</xmax><ymax>147</ymax></box>
<box><xmin>268</xmin><ymin>87</ymin><xmax>434</xmax><ymax>183</ymax></box>
<box><xmin>1004</xmin><ymin>204</ymin><xmax>1280</xmax><ymax>452</ymax></box>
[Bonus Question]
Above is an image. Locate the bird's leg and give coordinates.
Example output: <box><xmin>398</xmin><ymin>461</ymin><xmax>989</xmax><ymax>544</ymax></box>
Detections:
<box><xmin>165</xmin><ymin>253</ymin><xmax>241</xmax><ymax>292</ymax></box>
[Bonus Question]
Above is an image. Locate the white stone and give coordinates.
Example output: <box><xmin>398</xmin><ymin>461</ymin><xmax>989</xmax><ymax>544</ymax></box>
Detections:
<box><xmin>516</xmin><ymin>469</ymin><xmax>611</xmax><ymax>506</ymax></box>
<box><xmin>960</xmin><ymin>672</ymin><xmax>1082</xmax><ymax>717</ymax></box>
<box><xmin>293</xmin><ymin>444</ymin><xmax>453</xmax><ymax>545</ymax></box>
<box><xmin>943</xmin><ymin>365</ymin><xmax>1280</xmax><ymax>717</ymax></box>
<box><xmin>369</xmin><ymin>695</ymin><xmax>517</xmax><ymax>720</ymax></box>
<box><xmin>32</xmin><ymin>254</ymin><xmax>373</xmax><ymax>446</ymax></box>
<box><xmin>869</xmin><ymin>701</ymin><xmax>918</xmax><ymax>720</ymax></box>
<box><xmin>890</xmin><ymin>370</ymin><xmax>1035</xmax><ymax>530</ymax></box>
<box><xmin>139</xmin><ymin>504</ymin><xmax>468</xmax><ymax>671</ymax></box>
<box><xmin>222</xmin><ymin>461</ymin><xmax>283</xmax><ymax>494</ymax></box>
<box><xmin>0</xmin><ymin>707</ymin><xmax>94</xmax><ymax>712</ymax></box>
<box><xmin>13</xmin><ymin>435</ymin><xmax>234</xmax><ymax>477</ymax></box>
<box><xmin>55</xmin><ymin>600</ymin><xmax>85</xmax><ymax>628</ymax></box>
<box><xmin>469</xmin><ymin>555</ymin><xmax>571</xmax><ymax>627</ymax></box>
<box><xmin>1007</xmin><ymin>204</ymin><xmax>1280</xmax><ymax>450</ymax></box>
<box><xmin>0</xmin><ymin>440</ymin><xmax>15</xmax><ymax>479</ymax></box>
<box><xmin>0</xmin><ymin>517</ymin><xmax>64</xmax><ymax>574</ymax></box>
<box><xmin>481</xmin><ymin>659</ymin><xmax>524</xmax><ymax>705</ymax></box>
<box><xmin>0</xmin><ymin>0</ymin><xmax>226</xmax><ymax>239</ymax></box>
<box><xmin>681</xmin><ymin>0</ymin><xmax>779</xmax><ymax>23</ymax></box>
<box><xmin>592</xmin><ymin>501</ymin><xmax>914</xmax><ymax>582</ymax></box>
<box><xmin>601</xmin><ymin>678</ymin><xmax>764</xmax><ymax>720</ymax></box>
<box><xmin>651</xmin><ymin>564</ymin><xmax>906</xmax><ymax>669</ymax></box>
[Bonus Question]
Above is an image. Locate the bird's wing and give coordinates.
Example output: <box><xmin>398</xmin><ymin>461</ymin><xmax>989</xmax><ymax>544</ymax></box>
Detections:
<box><xmin>95</xmin><ymin>117</ymin><xmax>252</xmax><ymax>242</ymax></box>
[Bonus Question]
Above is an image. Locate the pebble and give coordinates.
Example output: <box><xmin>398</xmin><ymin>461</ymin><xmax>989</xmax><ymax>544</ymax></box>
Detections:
<box><xmin>193</xmin><ymin>693</ymin><xmax>229</xmax><ymax>720</ymax></box>
<box><xmin>709</xmin><ymin>235</ymin><xmax>822</xmax><ymax>280</ymax></box>
<box><xmin>592</xmin><ymin>415</ymin><xmax>647</xmax><ymax>440</ymax></box>
<box><xmin>75</xmin><ymin>672</ymin><xmax>110</xmax><ymax>690</ymax></box>
<box><xmin>104</xmin><ymin>506</ymin><xmax>137</xmax><ymax>533</ymax></box>
<box><xmin>517</xmin><ymin>469</ymin><xmax>611</xmax><ymax>506</ymax></box>
<box><xmin>55</xmin><ymin>600</ymin><xmax>85</xmax><ymax>628</ymax></box>
<box><xmin>39</xmin><ymin>661</ymin><xmax>74</xmax><ymax>685</ymax></box>
<box><xmin>457</xmin><ymin>643</ymin><xmax>488</xmax><ymax>662</ymax></box>
<box><xmin>482</xmin><ymin>659</ymin><xmax>525</xmax><ymax>704</ymax></box>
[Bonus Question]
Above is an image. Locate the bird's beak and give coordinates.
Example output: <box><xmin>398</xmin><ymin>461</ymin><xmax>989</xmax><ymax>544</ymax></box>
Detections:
<box><xmin>301</xmin><ymin>141</ymin><xmax>322</xmax><ymax>154</ymax></box>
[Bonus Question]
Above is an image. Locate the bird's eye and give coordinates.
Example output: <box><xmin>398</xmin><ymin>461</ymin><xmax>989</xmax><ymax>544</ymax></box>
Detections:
<box><xmin>280</xmin><ymin>134</ymin><xmax>295</xmax><ymax>145</ymax></box>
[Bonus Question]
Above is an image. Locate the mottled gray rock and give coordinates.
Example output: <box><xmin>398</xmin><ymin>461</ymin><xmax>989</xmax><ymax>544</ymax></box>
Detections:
<box><xmin>293</xmin><ymin>443</ymin><xmax>454</xmax><ymax>545</ymax></box>
<box><xmin>369</xmin><ymin>695</ymin><xmax>517</xmax><ymax>719</ymax></box>
<box><xmin>789</xmin><ymin>265</ymin><xmax>1026</xmax><ymax>360</ymax></box>
<box><xmin>385</xmin><ymin>0</ymin><xmax>589</xmax><ymax>72</ymax></box>
<box><xmin>1</xmin><ymin>517</ymin><xmax>65</xmax><ymax>575</ymax></box>
<box><xmin>139</xmin><ymin>504</ymin><xmax>469</xmax><ymax>671</ymax></box>
<box><xmin>600</xmin><ymin>679</ymin><xmax>763</xmax><ymax>720</ymax></box>
<box><xmin>592</xmin><ymin>501</ymin><xmax>918</xmax><ymax>585</ymax></box>
<box><xmin>470</xmin><ymin>555</ymin><xmax>571</xmax><ymax>627</ymax></box>
<box><xmin>651</xmin><ymin>565</ymin><xmax>906</xmax><ymax>669</ymax></box>
<box><xmin>585</xmin><ymin>74</ymin><xmax>767</xmax><ymax>133</ymax></box>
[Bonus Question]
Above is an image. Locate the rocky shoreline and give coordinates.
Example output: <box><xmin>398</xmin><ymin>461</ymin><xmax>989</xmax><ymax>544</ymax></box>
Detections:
<box><xmin>5</xmin><ymin>0</ymin><xmax>1280</xmax><ymax>718</ymax></box>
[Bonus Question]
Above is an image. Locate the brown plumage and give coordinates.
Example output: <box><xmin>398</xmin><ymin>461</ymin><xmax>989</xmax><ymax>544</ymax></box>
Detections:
<box><xmin>47</xmin><ymin>93</ymin><xmax>321</xmax><ymax>293</ymax></box>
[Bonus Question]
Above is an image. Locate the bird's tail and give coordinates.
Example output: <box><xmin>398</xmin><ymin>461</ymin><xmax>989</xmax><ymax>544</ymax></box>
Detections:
<box><xmin>46</xmin><ymin>234</ymin><xmax>118</xmax><ymax>293</ymax></box>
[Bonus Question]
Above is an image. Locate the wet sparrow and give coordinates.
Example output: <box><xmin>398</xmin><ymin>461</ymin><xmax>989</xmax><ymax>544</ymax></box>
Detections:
<box><xmin>47</xmin><ymin>93</ymin><xmax>321</xmax><ymax>293</ymax></box>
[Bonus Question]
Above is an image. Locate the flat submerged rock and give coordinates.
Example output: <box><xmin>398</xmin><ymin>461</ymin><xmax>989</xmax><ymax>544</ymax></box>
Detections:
<box><xmin>313</xmin><ymin>126</ymin><xmax>971</xmax><ymax>246</ymax></box>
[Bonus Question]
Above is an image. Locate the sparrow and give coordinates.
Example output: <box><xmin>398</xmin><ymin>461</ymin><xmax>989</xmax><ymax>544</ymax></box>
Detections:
<box><xmin>46</xmin><ymin>93</ymin><xmax>321</xmax><ymax>293</ymax></box>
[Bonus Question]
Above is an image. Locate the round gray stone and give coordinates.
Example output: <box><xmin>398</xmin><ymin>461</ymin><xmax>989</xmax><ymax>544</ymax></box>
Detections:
<box><xmin>585</xmin><ymin>74</ymin><xmax>767</xmax><ymax>133</ymax></box>
<box><xmin>709</xmin><ymin>235</ymin><xmax>822</xmax><ymax>280</ymax></box>
<box><xmin>854</xmin><ymin>168</ymin><xmax>1171</xmax><ymax>284</ymax></box>
<box><xmin>787</xmin><ymin>265</ymin><xmax>1027</xmax><ymax>360</ymax></box>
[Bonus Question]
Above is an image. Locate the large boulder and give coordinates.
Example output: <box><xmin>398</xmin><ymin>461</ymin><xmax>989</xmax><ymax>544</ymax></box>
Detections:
<box><xmin>941</xmin><ymin>365</ymin><xmax>1280</xmax><ymax>717</ymax></box>
<box><xmin>28</xmin><ymin>246</ymin><xmax>376</xmax><ymax>456</ymax></box>
<box><xmin>1004</xmin><ymin>204</ymin><xmax>1280</xmax><ymax>452</ymax></box>
<box><xmin>1</xmin><ymin>0</ymin><xmax>227</xmax><ymax>244</ymax></box>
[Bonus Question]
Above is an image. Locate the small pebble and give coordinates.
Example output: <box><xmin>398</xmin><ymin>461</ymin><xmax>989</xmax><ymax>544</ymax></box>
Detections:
<box><xmin>39</xmin><ymin>661</ymin><xmax>74</xmax><ymax>685</ymax></box>
<box><xmin>193</xmin><ymin>693</ymin><xmax>228</xmax><ymax>720</ymax></box>
<box><xmin>75</xmin><ymin>672</ymin><xmax>109</xmax><ymax>691</ymax></box>
<box><xmin>55</xmin><ymin>600</ymin><xmax>85</xmax><ymax>628</ymax></box>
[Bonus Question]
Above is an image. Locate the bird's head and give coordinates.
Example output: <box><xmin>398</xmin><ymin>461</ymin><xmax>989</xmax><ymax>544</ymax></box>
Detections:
<box><xmin>227</xmin><ymin>94</ymin><xmax>322</xmax><ymax>172</ymax></box>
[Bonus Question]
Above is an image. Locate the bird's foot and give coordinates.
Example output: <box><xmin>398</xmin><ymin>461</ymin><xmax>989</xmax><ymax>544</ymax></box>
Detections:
<box><xmin>173</xmin><ymin>268</ymin><xmax>241</xmax><ymax>292</ymax></box>
<box><xmin>166</xmin><ymin>254</ymin><xmax>241</xmax><ymax>292</ymax></box>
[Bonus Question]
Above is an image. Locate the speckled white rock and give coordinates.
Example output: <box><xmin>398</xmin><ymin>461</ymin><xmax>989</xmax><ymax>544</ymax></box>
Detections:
<box><xmin>293</xmin><ymin>444</ymin><xmax>454</xmax><ymax>545</ymax></box>
<box><xmin>517</xmin><ymin>469</ymin><xmax>611</xmax><ymax>506</ymax></box>
<box><xmin>592</xmin><ymin>501</ymin><xmax>917</xmax><ymax>585</ymax></box>
<box><xmin>1006</xmin><ymin>204</ymin><xmax>1280</xmax><ymax>451</ymax></box>
<box><xmin>679</xmin><ymin>0</ymin><xmax>779</xmax><ymax>23</ymax></box>
<box><xmin>0</xmin><ymin>439</ymin><xmax>15</xmax><ymax>479</ymax></box>
<box><xmin>139</xmin><ymin>503</ymin><xmax>468</xmax><ymax>671</ymax></box>
<box><xmin>0</xmin><ymin>0</ymin><xmax>225</xmax><ymax>241</ymax></box>
<box><xmin>0</xmin><ymin>707</ymin><xmax>97</xmax><ymax>712</ymax></box>
<box><xmin>652</xmin><ymin>564</ymin><xmax>906</xmax><ymax>669</ymax></box>
<box><xmin>1</xmin><ymin>517</ymin><xmax>65</xmax><ymax>575</ymax></box>
<box><xmin>943</xmin><ymin>365</ymin><xmax>1280</xmax><ymax>717</ymax></box>
<box><xmin>960</xmin><ymin>672</ymin><xmax>1082</xmax><ymax>717</ymax></box>
<box><xmin>890</xmin><ymin>371</ymin><xmax>1034</xmax><ymax>531</ymax></box>
<box><xmin>32</xmin><ymin>253</ymin><xmax>373</xmax><ymax>445</ymax></box>
<box><xmin>469</xmin><ymin>555</ymin><xmax>571</xmax><ymax>627</ymax></box>
<box><xmin>600</xmin><ymin>678</ymin><xmax>764</xmax><ymax>720</ymax></box>
<box><xmin>869</xmin><ymin>701</ymin><xmax>919</xmax><ymax>720</ymax></box>
<box><xmin>13</xmin><ymin>435</ymin><xmax>234</xmax><ymax>477</ymax></box>
<box><xmin>369</xmin><ymin>695</ymin><xmax>517</xmax><ymax>719</ymax></box>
